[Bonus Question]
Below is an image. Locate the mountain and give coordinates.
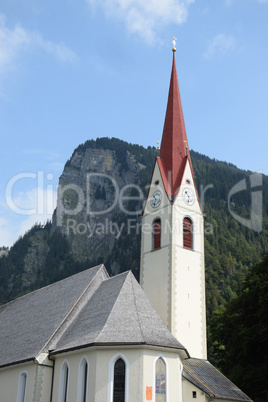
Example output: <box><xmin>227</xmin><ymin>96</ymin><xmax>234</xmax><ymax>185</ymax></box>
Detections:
<box><xmin>0</xmin><ymin>137</ymin><xmax>267</xmax><ymax>324</ymax></box>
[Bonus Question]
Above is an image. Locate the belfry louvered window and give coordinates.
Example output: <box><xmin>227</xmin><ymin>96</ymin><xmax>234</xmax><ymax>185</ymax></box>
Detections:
<box><xmin>153</xmin><ymin>218</ymin><xmax>161</xmax><ymax>250</ymax></box>
<box><xmin>113</xmin><ymin>358</ymin><xmax>125</xmax><ymax>402</ymax></box>
<box><xmin>183</xmin><ymin>217</ymin><xmax>193</xmax><ymax>249</ymax></box>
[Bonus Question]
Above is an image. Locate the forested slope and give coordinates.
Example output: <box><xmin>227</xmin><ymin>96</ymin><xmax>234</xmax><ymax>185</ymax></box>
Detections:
<box><xmin>0</xmin><ymin>137</ymin><xmax>267</xmax><ymax>326</ymax></box>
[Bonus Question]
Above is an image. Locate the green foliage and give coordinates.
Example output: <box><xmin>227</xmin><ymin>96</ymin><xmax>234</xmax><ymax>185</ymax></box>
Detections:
<box><xmin>0</xmin><ymin>223</ymin><xmax>99</xmax><ymax>304</ymax></box>
<box><xmin>0</xmin><ymin>222</ymin><xmax>51</xmax><ymax>303</ymax></box>
<box><xmin>209</xmin><ymin>254</ymin><xmax>268</xmax><ymax>402</ymax></box>
<box><xmin>65</xmin><ymin>137</ymin><xmax>157</xmax><ymax>172</ymax></box>
<box><xmin>1</xmin><ymin>138</ymin><xmax>268</xmax><ymax>327</ymax></box>
<box><xmin>0</xmin><ymin>138</ymin><xmax>267</xmax><ymax>400</ymax></box>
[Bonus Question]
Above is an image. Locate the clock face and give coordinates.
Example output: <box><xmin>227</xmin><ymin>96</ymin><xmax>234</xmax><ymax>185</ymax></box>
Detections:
<box><xmin>183</xmin><ymin>188</ymin><xmax>195</xmax><ymax>206</ymax></box>
<box><xmin>150</xmin><ymin>190</ymin><xmax>162</xmax><ymax>208</ymax></box>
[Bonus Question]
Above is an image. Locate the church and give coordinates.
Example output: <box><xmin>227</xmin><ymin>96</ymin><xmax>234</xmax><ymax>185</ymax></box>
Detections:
<box><xmin>0</xmin><ymin>46</ymin><xmax>252</xmax><ymax>402</ymax></box>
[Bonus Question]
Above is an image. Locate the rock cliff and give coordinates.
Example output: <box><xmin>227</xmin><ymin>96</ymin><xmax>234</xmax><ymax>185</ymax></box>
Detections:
<box><xmin>53</xmin><ymin>144</ymin><xmax>147</xmax><ymax>271</ymax></box>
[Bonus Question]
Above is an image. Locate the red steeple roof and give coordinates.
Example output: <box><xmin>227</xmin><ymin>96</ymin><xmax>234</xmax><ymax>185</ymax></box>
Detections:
<box><xmin>158</xmin><ymin>53</ymin><xmax>191</xmax><ymax>199</ymax></box>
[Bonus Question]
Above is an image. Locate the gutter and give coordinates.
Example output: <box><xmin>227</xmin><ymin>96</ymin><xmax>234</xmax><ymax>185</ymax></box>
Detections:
<box><xmin>0</xmin><ymin>357</ymin><xmax>35</xmax><ymax>370</ymax></box>
<box><xmin>48</xmin><ymin>356</ymin><xmax>55</xmax><ymax>402</ymax></box>
<box><xmin>49</xmin><ymin>341</ymin><xmax>189</xmax><ymax>358</ymax></box>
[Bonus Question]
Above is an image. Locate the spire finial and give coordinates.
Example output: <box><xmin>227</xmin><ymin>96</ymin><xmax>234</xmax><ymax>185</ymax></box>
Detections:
<box><xmin>172</xmin><ymin>37</ymin><xmax>177</xmax><ymax>53</ymax></box>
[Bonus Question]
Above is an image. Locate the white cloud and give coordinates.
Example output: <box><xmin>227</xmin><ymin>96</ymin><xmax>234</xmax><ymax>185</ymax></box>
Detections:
<box><xmin>203</xmin><ymin>34</ymin><xmax>236</xmax><ymax>59</ymax></box>
<box><xmin>0</xmin><ymin>216</ymin><xmax>15</xmax><ymax>247</ymax></box>
<box><xmin>0</xmin><ymin>13</ymin><xmax>77</xmax><ymax>73</ymax></box>
<box><xmin>5</xmin><ymin>186</ymin><xmax>57</xmax><ymax>218</ymax></box>
<box><xmin>1</xmin><ymin>187</ymin><xmax>57</xmax><ymax>247</ymax></box>
<box><xmin>33</xmin><ymin>33</ymin><xmax>77</xmax><ymax>62</ymax></box>
<box><xmin>88</xmin><ymin>0</ymin><xmax>195</xmax><ymax>44</ymax></box>
<box><xmin>225</xmin><ymin>0</ymin><xmax>268</xmax><ymax>5</ymax></box>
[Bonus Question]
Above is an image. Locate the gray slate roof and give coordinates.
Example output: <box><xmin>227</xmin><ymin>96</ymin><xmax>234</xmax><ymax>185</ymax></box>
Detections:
<box><xmin>183</xmin><ymin>358</ymin><xmax>252</xmax><ymax>401</ymax></box>
<box><xmin>0</xmin><ymin>265</ymin><xmax>108</xmax><ymax>368</ymax></box>
<box><xmin>51</xmin><ymin>271</ymin><xmax>188</xmax><ymax>357</ymax></box>
<box><xmin>0</xmin><ymin>265</ymin><xmax>188</xmax><ymax>368</ymax></box>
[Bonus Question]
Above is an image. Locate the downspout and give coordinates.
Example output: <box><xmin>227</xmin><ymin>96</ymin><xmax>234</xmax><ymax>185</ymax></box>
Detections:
<box><xmin>49</xmin><ymin>358</ymin><xmax>55</xmax><ymax>402</ymax></box>
<box><xmin>179</xmin><ymin>363</ymin><xmax>183</xmax><ymax>402</ymax></box>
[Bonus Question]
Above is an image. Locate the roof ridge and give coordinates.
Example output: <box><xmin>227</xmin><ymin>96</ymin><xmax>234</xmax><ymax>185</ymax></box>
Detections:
<box><xmin>0</xmin><ymin>264</ymin><xmax>105</xmax><ymax>309</ymax></box>
<box><xmin>103</xmin><ymin>270</ymin><xmax>130</xmax><ymax>282</ymax></box>
<box><xmin>41</xmin><ymin>265</ymin><xmax>107</xmax><ymax>354</ymax></box>
<box><xmin>129</xmin><ymin>273</ymin><xmax>146</xmax><ymax>341</ymax></box>
<box><xmin>94</xmin><ymin>271</ymin><xmax>132</xmax><ymax>343</ymax></box>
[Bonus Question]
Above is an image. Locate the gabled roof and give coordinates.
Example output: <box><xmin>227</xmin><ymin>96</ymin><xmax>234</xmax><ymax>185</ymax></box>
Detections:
<box><xmin>0</xmin><ymin>266</ymin><xmax>188</xmax><ymax>368</ymax></box>
<box><xmin>159</xmin><ymin>54</ymin><xmax>191</xmax><ymax>199</ymax></box>
<box><xmin>0</xmin><ymin>264</ymin><xmax>108</xmax><ymax>368</ymax></box>
<box><xmin>51</xmin><ymin>271</ymin><xmax>188</xmax><ymax>358</ymax></box>
<box><xmin>183</xmin><ymin>358</ymin><xmax>252</xmax><ymax>401</ymax></box>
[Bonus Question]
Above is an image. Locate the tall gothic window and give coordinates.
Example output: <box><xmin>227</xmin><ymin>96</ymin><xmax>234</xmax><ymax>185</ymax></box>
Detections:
<box><xmin>77</xmin><ymin>357</ymin><xmax>88</xmax><ymax>402</ymax></box>
<box><xmin>155</xmin><ymin>358</ymin><xmax>166</xmax><ymax>402</ymax></box>
<box><xmin>113</xmin><ymin>358</ymin><xmax>125</xmax><ymax>402</ymax></box>
<box><xmin>183</xmin><ymin>217</ymin><xmax>193</xmax><ymax>249</ymax></box>
<box><xmin>16</xmin><ymin>372</ymin><xmax>27</xmax><ymax>402</ymax></box>
<box><xmin>152</xmin><ymin>218</ymin><xmax>161</xmax><ymax>250</ymax></box>
<box><xmin>59</xmin><ymin>361</ymin><xmax>69</xmax><ymax>402</ymax></box>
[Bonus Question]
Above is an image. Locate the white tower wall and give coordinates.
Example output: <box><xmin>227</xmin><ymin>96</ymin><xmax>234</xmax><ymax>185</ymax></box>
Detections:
<box><xmin>140</xmin><ymin>159</ymin><xmax>207</xmax><ymax>359</ymax></box>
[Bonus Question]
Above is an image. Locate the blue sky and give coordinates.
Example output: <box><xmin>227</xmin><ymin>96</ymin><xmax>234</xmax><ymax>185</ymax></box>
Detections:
<box><xmin>0</xmin><ymin>0</ymin><xmax>267</xmax><ymax>247</ymax></box>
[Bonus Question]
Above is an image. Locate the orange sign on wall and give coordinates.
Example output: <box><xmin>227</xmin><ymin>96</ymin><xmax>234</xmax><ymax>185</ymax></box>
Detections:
<box><xmin>146</xmin><ymin>386</ymin><xmax>153</xmax><ymax>401</ymax></box>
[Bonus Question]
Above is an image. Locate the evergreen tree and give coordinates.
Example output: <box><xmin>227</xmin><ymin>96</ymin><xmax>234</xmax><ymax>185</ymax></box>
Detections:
<box><xmin>209</xmin><ymin>254</ymin><xmax>268</xmax><ymax>402</ymax></box>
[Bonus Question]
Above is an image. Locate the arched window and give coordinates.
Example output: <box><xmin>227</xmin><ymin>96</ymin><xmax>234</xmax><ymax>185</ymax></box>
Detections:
<box><xmin>77</xmin><ymin>357</ymin><xmax>88</xmax><ymax>402</ymax></box>
<box><xmin>59</xmin><ymin>361</ymin><xmax>69</xmax><ymax>402</ymax></box>
<box><xmin>183</xmin><ymin>217</ymin><xmax>193</xmax><ymax>249</ymax></box>
<box><xmin>152</xmin><ymin>218</ymin><xmax>161</xmax><ymax>250</ymax></box>
<box><xmin>113</xmin><ymin>358</ymin><xmax>125</xmax><ymax>402</ymax></box>
<box><xmin>16</xmin><ymin>372</ymin><xmax>27</xmax><ymax>402</ymax></box>
<box><xmin>155</xmin><ymin>358</ymin><xmax>166</xmax><ymax>401</ymax></box>
<box><xmin>108</xmin><ymin>354</ymin><xmax>129</xmax><ymax>402</ymax></box>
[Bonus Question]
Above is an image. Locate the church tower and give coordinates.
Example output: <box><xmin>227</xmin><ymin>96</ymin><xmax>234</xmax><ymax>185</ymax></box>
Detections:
<box><xmin>140</xmin><ymin>48</ymin><xmax>207</xmax><ymax>359</ymax></box>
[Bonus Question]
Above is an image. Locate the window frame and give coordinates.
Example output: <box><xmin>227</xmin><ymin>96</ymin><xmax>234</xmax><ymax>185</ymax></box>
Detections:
<box><xmin>183</xmin><ymin>217</ymin><xmax>193</xmax><ymax>250</ymax></box>
<box><xmin>58</xmin><ymin>360</ymin><xmax>70</xmax><ymax>402</ymax></box>
<box><xmin>152</xmin><ymin>218</ymin><xmax>161</xmax><ymax>251</ymax></box>
<box><xmin>76</xmin><ymin>356</ymin><xmax>89</xmax><ymax>402</ymax></box>
<box><xmin>108</xmin><ymin>353</ymin><xmax>129</xmax><ymax>402</ymax></box>
<box><xmin>16</xmin><ymin>371</ymin><xmax>27</xmax><ymax>402</ymax></box>
<box><xmin>153</xmin><ymin>355</ymin><xmax>169</xmax><ymax>402</ymax></box>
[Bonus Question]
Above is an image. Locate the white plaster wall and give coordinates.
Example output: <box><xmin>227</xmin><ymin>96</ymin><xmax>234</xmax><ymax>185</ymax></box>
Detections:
<box><xmin>142</xmin><ymin>246</ymin><xmax>170</xmax><ymax>328</ymax></box>
<box><xmin>140</xmin><ymin>158</ymin><xmax>207</xmax><ymax>359</ymax></box>
<box><xmin>51</xmin><ymin>347</ymin><xmax>184</xmax><ymax>402</ymax></box>
<box><xmin>173</xmin><ymin>245</ymin><xmax>206</xmax><ymax>358</ymax></box>
<box><xmin>142</xmin><ymin>349</ymin><xmax>183</xmax><ymax>402</ymax></box>
<box><xmin>182</xmin><ymin>379</ymin><xmax>208</xmax><ymax>402</ymax></box>
<box><xmin>172</xmin><ymin>160</ymin><xmax>206</xmax><ymax>359</ymax></box>
<box><xmin>0</xmin><ymin>361</ymin><xmax>53</xmax><ymax>402</ymax></box>
<box><xmin>52</xmin><ymin>353</ymin><xmax>81</xmax><ymax>402</ymax></box>
<box><xmin>142</xmin><ymin>161</ymin><xmax>171</xmax><ymax>218</ymax></box>
<box><xmin>0</xmin><ymin>363</ymin><xmax>34</xmax><ymax>402</ymax></box>
<box><xmin>52</xmin><ymin>348</ymin><xmax>144</xmax><ymax>402</ymax></box>
<box><xmin>140</xmin><ymin>160</ymin><xmax>173</xmax><ymax>329</ymax></box>
<box><xmin>182</xmin><ymin>380</ymin><xmax>240</xmax><ymax>402</ymax></box>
